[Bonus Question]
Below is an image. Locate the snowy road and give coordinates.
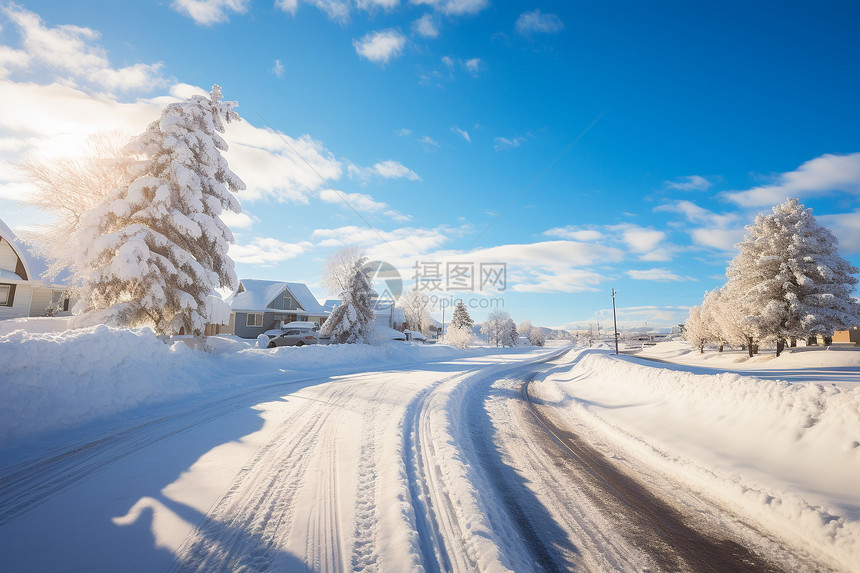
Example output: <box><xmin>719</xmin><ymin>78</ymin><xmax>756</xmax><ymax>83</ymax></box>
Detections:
<box><xmin>0</xmin><ymin>344</ymin><xmax>852</xmax><ymax>571</ymax></box>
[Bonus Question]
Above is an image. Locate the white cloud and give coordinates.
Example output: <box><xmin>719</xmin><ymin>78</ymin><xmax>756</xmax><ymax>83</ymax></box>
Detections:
<box><xmin>357</xmin><ymin>0</ymin><xmax>400</xmax><ymax>10</ymax></box>
<box><xmin>0</xmin><ymin>45</ymin><xmax>29</xmax><ymax>78</ymax></box>
<box><xmin>219</xmin><ymin>210</ymin><xmax>254</xmax><ymax>229</ymax></box>
<box><xmin>353</xmin><ymin>29</ymin><xmax>406</xmax><ymax>65</ymax></box>
<box><xmin>462</xmin><ymin>57</ymin><xmax>481</xmax><ymax>76</ymax></box>
<box><xmin>319</xmin><ymin>188</ymin><xmax>388</xmax><ymax>212</ymax></box>
<box><xmin>819</xmin><ymin>210</ymin><xmax>860</xmax><ymax>254</ymax></box>
<box><xmin>655</xmin><ymin>200</ymin><xmax>744</xmax><ymax>251</ymax></box>
<box><xmin>274</xmin><ymin>0</ymin><xmax>299</xmax><ymax>15</ymax></box>
<box><xmin>171</xmin><ymin>0</ymin><xmax>250</xmax><ymax>25</ymax></box>
<box><xmin>722</xmin><ymin>153</ymin><xmax>860</xmax><ymax>207</ymax></box>
<box><xmin>410</xmin><ymin>0</ymin><xmax>488</xmax><ymax>16</ymax></box>
<box><xmin>396</xmin><ymin>128</ymin><xmax>412</xmax><ymax>136</ymax></box>
<box><xmin>515</xmin><ymin>9</ymin><xmax>564</xmax><ymax>35</ymax></box>
<box><xmin>605</xmin><ymin>223</ymin><xmax>677</xmax><ymax>261</ymax></box>
<box><xmin>494</xmin><ymin>136</ymin><xmax>525</xmax><ymax>151</ymax></box>
<box><xmin>312</xmin><ymin>224</ymin><xmax>453</xmax><ymax>259</ymax></box>
<box><xmin>451</xmin><ymin>125</ymin><xmax>470</xmax><ymax>142</ymax></box>
<box><xmin>626</xmin><ymin>268</ymin><xmax>688</xmax><ymax>282</ymax></box>
<box><xmin>419</xmin><ymin>135</ymin><xmax>440</xmax><ymax>149</ymax></box>
<box><xmin>556</xmin><ymin>305</ymin><xmax>691</xmax><ymax>330</ymax></box>
<box><xmin>441</xmin><ymin>55</ymin><xmax>454</xmax><ymax>68</ymax></box>
<box><xmin>1</xmin><ymin>4</ymin><xmax>163</xmax><ymax>92</ymax></box>
<box><xmin>544</xmin><ymin>226</ymin><xmax>604</xmax><ymax>242</ymax></box>
<box><xmin>385</xmin><ymin>209</ymin><xmax>412</xmax><ymax>222</ymax></box>
<box><xmin>413</xmin><ymin>14</ymin><xmax>439</xmax><ymax>38</ymax></box>
<box><xmin>271</xmin><ymin>59</ymin><xmax>284</xmax><ymax>78</ymax></box>
<box><xmin>229</xmin><ymin>237</ymin><xmax>311</xmax><ymax>265</ymax></box>
<box><xmin>223</xmin><ymin>123</ymin><xmax>343</xmax><ymax>204</ymax></box>
<box><xmin>374</xmin><ymin>159</ymin><xmax>420</xmax><ymax>180</ymax></box>
<box><xmin>664</xmin><ymin>175</ymin><xmax>712</xmax><ymax>191</ymax></box>
<box><xmin>311</xmin><ymin>223</ymin><xmax>625</xmax><ymax>294</ymax></box>
<box><xmin>348</xmin><ymin>160</ymin><xmax>420</xmax><ymax>182</ymax></box>
<box><xmin>690</xmin><ymin>227</ymin><xmax>746</xmax><ymax>251</ymax></box>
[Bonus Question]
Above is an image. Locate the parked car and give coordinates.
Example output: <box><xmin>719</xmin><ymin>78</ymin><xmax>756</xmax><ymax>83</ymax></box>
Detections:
<box><xmin>267</xmin><ymin>327</ymin><xmax>318</xmax><ymax>348</ymax></box>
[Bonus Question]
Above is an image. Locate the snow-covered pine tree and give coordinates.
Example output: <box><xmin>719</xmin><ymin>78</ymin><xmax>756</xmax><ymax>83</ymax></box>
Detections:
<box><xmin>445</xmin><ymin>300</ymin><xmax>474</xmax><ymax>349</ymax></box>
<box><xmin>450</xmin><ymin>300</ymin><xmax>474</xmax><ymax>330</ymax></box>
<box><xmin>74</xmin><ymin>85</ymin><xmax>245</xmax><ymax>336</ymax></box>
<box><xmin>726</xmin><ymin>197</ymin><xmax>860</xmax><ymax>356</ymax></box>
<box><xmin>320</xmin><ymin>257</ymin><xmax>377</xmax><ymax>344</ymax></box>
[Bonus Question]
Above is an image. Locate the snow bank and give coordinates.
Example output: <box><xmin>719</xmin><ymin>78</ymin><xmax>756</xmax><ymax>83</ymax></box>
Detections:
<box><xmin>0</xmin><ymin>322</ymin><xmax>502</xmax><ymax>449</ymax></box>
<box><xmin>0</xmin><ymin>325</ymin><xmax>207</xmax><ymax>447</ymax></box>
<box><xmin>536</xmin><ymin>350</ymin><xmax>860</xmax><ymax>571</ymax></box>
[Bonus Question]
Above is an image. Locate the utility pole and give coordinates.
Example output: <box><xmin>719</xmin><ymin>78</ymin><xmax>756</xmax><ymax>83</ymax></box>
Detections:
<box><xmin>611</xmin><ymin>288</ymin><xmax>619</xmax><ymax>355</ymax></box>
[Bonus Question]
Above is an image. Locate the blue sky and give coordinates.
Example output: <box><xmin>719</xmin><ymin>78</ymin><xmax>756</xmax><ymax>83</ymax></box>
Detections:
<box><xmin>1</xmin><ymin>1</ymin><xmax>859</xmax><ymax>330</ymax></box>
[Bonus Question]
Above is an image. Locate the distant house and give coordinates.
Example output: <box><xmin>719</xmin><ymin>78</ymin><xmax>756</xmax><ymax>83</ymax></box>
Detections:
<box><xmin>223</xmin><ymin>279</ymin><xmax>328</xmax><ymax>339</ymax></box>
<box><xmin>0</xmin><ymin>218</ymin><xmax>73</xmax><ymax>320</ymax></box>
<box><xmin>832</xmin><ymin>327</ymin><xmax>859</xmax><ymax>346</ymax></box>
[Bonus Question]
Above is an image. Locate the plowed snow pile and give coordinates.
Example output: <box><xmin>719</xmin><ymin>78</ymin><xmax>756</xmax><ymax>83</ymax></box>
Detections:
<box><xmin>533</xmin><ymin>348</ymin><xmax>860</xmax><ymax>571</ymax></box>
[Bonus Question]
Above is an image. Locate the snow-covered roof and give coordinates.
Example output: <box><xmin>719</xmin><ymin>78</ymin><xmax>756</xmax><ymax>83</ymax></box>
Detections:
<box><xmin>0</xmin><ymin>218</ymin><xmax>34</xmax><ymax>282</ymax></box>
<box><xmin>0</xmin><ymin>217</ymin><xmax>71</xmax><ymax>286</ymax></box>
<box><xmin>322</xmin><ymin>299</ymin><xmax>341</xmax><ymax>313</ymax></box>
<box><xmin>227</xmin><ymin>279</ymin><xmax>327</xmax><ymax>315</ymax></box>
<box><xmin>0</xmin><ymin>268</ymin><xmax>24</xmax><ymax>281</ymax></box>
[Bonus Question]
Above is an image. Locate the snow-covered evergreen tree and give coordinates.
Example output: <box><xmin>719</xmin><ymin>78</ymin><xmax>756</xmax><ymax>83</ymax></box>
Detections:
<box><xmin>73</xmin><ymin>86</ymin><xmax>244</xmax><ymax>336</ymax></box>
<box><xmin>450</xmin><ymin>300</ymin><xmax>474</xmax><ymax>330</ymax></box>
<box><xmin>726</xmin><ymin>198</ymin><xmax>860</xmax><ymax>356</ymax></box>
<box><xmin>320</xmin><ymin>256</ymin><xmax>377</xmax><ymax>344</ymax></box>
<box><xmin>446</xmin><ymin>300</ymin><xmax>475</xmax><ymax>349</ymax></box>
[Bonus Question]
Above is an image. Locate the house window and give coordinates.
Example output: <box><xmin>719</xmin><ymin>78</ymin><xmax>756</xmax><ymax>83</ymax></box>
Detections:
<box><xmin>246</xmin><ymin>313</ymin><xmax>263</xmax><ymax>327</ymax></box>
<box><xmin>51</xmin><ymin>290</ymin><xmax>69</xmax><ymax>311</ymax></box>
<box><xmin>0</xmin><ymin>284</ymin><xmax>11</xmax><ymax>306</ymax></box>
<box><xmin>283</xmin><ymin>294</ymin><xmax>292</xmax><ymax>308</ymax></box>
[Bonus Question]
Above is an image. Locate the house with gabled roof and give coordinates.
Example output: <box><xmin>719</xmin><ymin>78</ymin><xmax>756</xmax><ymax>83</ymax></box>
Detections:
<box><xmin>0</xmin><ymin>218</ymin><xmax>72</xmax><ymax>320</ymax></box>
<box><xmin>223</xmin><ymin>279</ymin><xmax>328</xmax><ymax>338</ymax></box>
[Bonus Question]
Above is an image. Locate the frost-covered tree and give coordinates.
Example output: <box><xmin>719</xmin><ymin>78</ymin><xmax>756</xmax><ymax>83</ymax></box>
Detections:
<box><xmin>450</xmin><ymin>300</ymin><xmax>474</xmax><ymax>330</ymax></box>
<box><xmin>481</xmin><ymin>309</ymin><xmax>511</xmax><ymax>346</ymax></box>
<box><xmin>683</xmin><ymin>305</ymin><xmax>709</xmax><ymax>353</ymax></box>
<box><xmin>73</xmin><ymin>86</ymin><xmax>244</xmax><ymax>336</ymax></box>
<box><xmin>322</xmin><ymin>245</ymin><xmax>364</xmax><ymax>296</ymax></box>
<box><xmin>529</xmin><ymin>326</ymin><xmax>546</xmax><ymax>347</ymax></box>
<box><xmin>20</xmin><ymin>131</ymin><xmax>131</xmax><ymax>282</ymax></box>
<box><xmin>501</xmin><ymin>317</ymin><xmax>518</xmax><ymax>347</ymax></box>
<box><xmin>399</xmin><ymin>289</ymin><xmax>432</xmax><ymax>334</ymax></box>
<box><xmin>517</xmin><ymin>319</ymin><xmax>546</xmax><ymax>346</ymax></box>
<box><xmin>726</xmin><ymin>198</ymin><xmax>860</xmax><ymax>356</ymax></box>
<box><xmin>320</xmin><ymin>255</ymin><xmax>376</xmax><ymax>344</ymax></box>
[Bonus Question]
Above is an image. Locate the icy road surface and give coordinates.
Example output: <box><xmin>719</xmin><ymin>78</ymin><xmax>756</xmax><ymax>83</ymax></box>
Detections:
<box><xmin>0</xmin><ymin>345</ymin><xmax>851</xmax><ymax>572</ymax></box>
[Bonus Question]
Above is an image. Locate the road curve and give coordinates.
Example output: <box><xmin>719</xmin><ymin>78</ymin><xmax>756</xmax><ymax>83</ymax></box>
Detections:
<box><xmin>459</xmin><ymin>350</ymin><xmax>799</xmax><ymax>572</ymax></box>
